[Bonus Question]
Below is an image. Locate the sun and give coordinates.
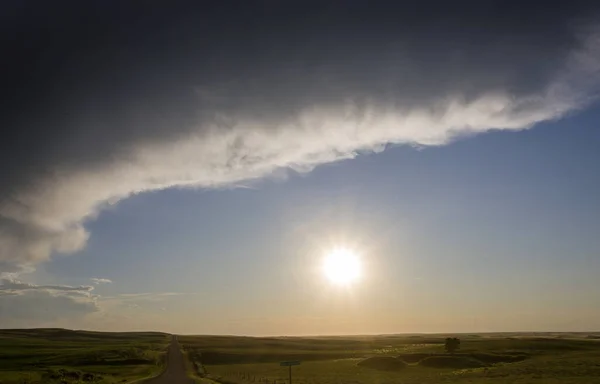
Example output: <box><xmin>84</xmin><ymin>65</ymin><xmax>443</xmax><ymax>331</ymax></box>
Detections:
<box><xmin>322</xmin><ymin>248</ymin><xmax>362</xmax><ymax>285</ymax></box>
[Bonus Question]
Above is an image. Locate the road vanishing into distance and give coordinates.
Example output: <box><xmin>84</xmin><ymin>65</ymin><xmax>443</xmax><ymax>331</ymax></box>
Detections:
<box><xmin>145</xmin><ymin>336</ymin><xmax>193</xmax><ymax>384</ymax></box>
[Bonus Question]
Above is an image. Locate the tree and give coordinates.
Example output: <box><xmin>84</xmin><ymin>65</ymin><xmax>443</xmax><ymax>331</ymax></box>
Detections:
<box><xmin>444</xmin><ymin>337</ymin><xmax>460</xmax><ymax>354</ymax></box>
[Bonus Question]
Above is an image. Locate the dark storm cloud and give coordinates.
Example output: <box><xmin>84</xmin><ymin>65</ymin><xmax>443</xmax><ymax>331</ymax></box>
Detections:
<box><xmin>2</xmin><ymin>1</ymin><xmax>600</xmax><ymax>266</ymax></box>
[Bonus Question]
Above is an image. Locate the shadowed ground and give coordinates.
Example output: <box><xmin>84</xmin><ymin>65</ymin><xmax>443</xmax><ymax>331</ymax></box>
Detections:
<box><xmin>0</xmin><ymin>329</ymin><xmax>168</xmax><ymax>383</ymax></box>
<box><xmin>145</xmin><ymin>336</ymin><xmax>192</xmax><ymax>384</ymax></box>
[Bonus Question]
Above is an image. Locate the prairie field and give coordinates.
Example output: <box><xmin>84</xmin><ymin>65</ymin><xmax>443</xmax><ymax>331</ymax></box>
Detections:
<box><xmin>0</xmin><ymin>328</ymin><xmax>169</xmax><ymax>383</ymax></box>
<box><xmin>180</xmin><ymin>333</ymin><xmax>600</xmax><ymax>384</ymax></box>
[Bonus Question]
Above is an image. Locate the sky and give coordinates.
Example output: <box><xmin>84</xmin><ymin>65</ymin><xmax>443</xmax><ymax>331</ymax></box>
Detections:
<box><xmin>1</xmin><ymin>1</ymin><xmax>600</xmax><ymax>335</ymax></box>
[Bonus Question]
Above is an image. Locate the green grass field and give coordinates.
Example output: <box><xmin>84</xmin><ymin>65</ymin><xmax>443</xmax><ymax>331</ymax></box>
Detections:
<box><xmin>0</xmin><ymin>328</ymin><xmax>169</xmax><ymax>383</ymax></box>
<box><xmin>180</xmin><ymin>333</ymin><xmax>600</xmax><ymax>384</ymax></box>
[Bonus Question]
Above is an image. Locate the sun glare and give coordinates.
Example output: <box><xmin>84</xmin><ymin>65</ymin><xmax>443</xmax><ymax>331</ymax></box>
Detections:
<box><xmin>323</xmin><ymin>248</ymin><xmax>361</xmax><ymax>285</ymax></box>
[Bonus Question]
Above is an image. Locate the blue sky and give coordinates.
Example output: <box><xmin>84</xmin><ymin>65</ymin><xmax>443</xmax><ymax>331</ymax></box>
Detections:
<box><xmin>3</xmin><ymin>2</ymin><xmax>600</xmax><ymax>334</ymax></box>
<box><xmin>22</xmin><ymin>106</ymin><xmax>598</xmax><ymax>334</ymax></box>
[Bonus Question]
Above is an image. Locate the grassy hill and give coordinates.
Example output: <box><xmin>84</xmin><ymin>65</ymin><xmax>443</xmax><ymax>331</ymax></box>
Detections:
<box><xmin>3</xmin><ymin>330</ymin><xmax>600</xmax><ymax>383</ymax></box>
<box><xmin>0</xmin><ymin>328</ymin><xmax>169</xmax><ymax>383</ymax></box>
<box><xmin>180</xmin><ymin>333</ymin><xmax>600</xmax><ymax>384</ymax></box>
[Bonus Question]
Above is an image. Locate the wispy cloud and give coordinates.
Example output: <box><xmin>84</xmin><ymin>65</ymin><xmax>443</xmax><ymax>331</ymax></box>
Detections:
<box><xmin>0</xmin><ymin>262</ymin><xmax>35</xmax><ymax>279</ymax></box>
<box><xmin>91</xmin><ymin>278</ymin><xmax>112</xmax><ymax>285</ymax></box>
<box><xmin>0</xmin><ymin>279</ymin><xmax>98</xmax><ymax>325</ymax></box>
<box><xmin>1</xmin><ymin>3</ymin><xmax>600</xmax><ymax>270</ymax></box>
<box><xmin>0</xmin><ymin>279</ymin><xmax>94</xmax><ymax>293</ymax></box>
<box><xmin>110</xmin><ymin>292</ymin><xmax>197</xmax><ymax>301</ymax></box>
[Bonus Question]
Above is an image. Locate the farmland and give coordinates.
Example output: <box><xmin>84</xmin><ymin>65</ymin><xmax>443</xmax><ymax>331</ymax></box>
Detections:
<box><xmin>180</xmin><ymin>333</ymin><xmax>600</xmax><ymax>384</ymax></box>
<box><xmin>0</xmin><ymin>328</ymin><xmax>169</xmax><ymax>383</ymax></box>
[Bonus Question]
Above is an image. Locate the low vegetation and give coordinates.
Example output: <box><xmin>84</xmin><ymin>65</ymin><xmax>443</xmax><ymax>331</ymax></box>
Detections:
<box><xmin>418</xmin><ymin>355</ymin><xmax>485</xmax><ymax>369</ymax></box>
<box><xmin>356</xmin><ymin>356</ymin><xmax>407</xmax><ymax>371</ymax></box>
<box><xmin>396</xmin><ymin>352</ymin><xmax>528</xmax><ymax>364</ymax></box>
<box><xmin>0</xmin><ymin>328</ymin><xmax>169</xmax><ymax>383</ymax></box>
<box><xmin>180</xmin><ymin>333</ymin><xmax>600</xmax><ymax>384</ymax></box>
<box><xmin>4</xmin><ymin>330</ymin><xmax>600</xmax><ymax>383</ymax></box>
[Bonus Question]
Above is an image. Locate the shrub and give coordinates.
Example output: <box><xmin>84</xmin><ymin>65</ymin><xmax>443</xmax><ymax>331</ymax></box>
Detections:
<box><xmin>444</xmin><ymin>337</ymin><xmax>460</xmax><ymax>354</ymax></box>
<box><xmin>42</xmin><ymin>368</ymin><xmax>102</xmax><ymax>382</ymax></box>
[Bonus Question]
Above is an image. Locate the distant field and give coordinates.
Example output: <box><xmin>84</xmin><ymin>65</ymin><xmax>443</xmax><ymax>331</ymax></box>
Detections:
<box><xmin>0</xmin><ymin>328</ymin><xmax>169</xmax><ymax>383</ymax></box>
<box><xmin>180</xmin><ymin>333</ymin><xmax>600</xmax><ymax>384</ymax></box>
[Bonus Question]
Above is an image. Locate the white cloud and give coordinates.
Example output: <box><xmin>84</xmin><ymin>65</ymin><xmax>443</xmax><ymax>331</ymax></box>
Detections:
<box><xmin>1</xmin><ymin>6</ymin><xmax>600</xmax><ymax>270</ymax></box>
<box><xmin>0</xmin><ymin>262</ymin><xmax>34</xmax><ymax>279</ymax></box>
<box><xmin>91</xmin><ymin>278</ymin><xmax>112</xmax><ymax>285</ymax></box>
<box><xmin>0</xmin><ymin>279</ymin><xmax>98</xmax><ymax>326</ymax></box>
<box><xmin>0</xmin><ymin>279</ymin><xmax>94</xmax><ymax>293</ymax></box>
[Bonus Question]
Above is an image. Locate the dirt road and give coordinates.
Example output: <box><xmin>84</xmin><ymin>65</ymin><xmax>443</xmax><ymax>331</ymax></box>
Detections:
<box><xmin>145</xmin><ymin>335</ymin><xmax>193</xmax><ymax>383</ymax></box>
